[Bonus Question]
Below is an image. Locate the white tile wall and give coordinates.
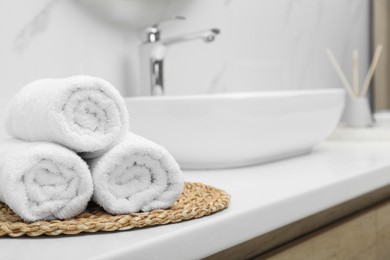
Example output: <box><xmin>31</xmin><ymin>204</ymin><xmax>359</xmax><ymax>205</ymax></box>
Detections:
<box><xmin>0</xmin><ymin>0</ymin><xmax>133</xmax><ymax>97</ymax></box>
<box><xmin>161</xmin><ymin>0</ymin><xmax>370</xmax><ymax>95</ymax></box>
<box><xmin>0</xmin><ymin>0</ymin><xmax>369</xmax><ymax>97</ymax></box>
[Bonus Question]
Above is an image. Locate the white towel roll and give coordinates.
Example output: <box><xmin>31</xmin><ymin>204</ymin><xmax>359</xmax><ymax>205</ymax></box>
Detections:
<box><xmin>88</xmin><ymin>133</ymin><xmax>184</xmax><ymax>214</ymax></box>
<box><xmin>5</xmin><ymin>75</ymin><xmax>129</xmax><ymax>158</ymax></box>
<box><xmin>0</xmin><ymin>139</ymin><xmax>93</xmax><ymax>222</ymax></box>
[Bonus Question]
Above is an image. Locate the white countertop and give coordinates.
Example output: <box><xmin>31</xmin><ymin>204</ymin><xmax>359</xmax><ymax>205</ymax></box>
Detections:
<box><xmin>2</xmin><ymin>141</ymin><xmax>390</xmax><ymax>260</ymax></box>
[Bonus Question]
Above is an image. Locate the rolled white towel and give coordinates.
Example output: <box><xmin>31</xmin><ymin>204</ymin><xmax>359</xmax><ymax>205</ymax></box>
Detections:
<box><xmin>0</xmin><ymin>139</ymin><xmax>93</xmax><ymax>222</ymax></box>
<box><xmin>5</xmin><ymin>75</ymin><xmax>129</xmax><ymax>158</ymax></box>
<box><xmin>87</xmin><ymin>133</ymin><xmax>184</xmax><ymax>214</ymax></box>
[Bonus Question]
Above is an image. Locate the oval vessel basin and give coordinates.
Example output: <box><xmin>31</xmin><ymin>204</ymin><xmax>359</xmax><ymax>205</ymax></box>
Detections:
<box><xmin>125</xmin><ymin>89</ymin><xmax>345</xmax><ymax>169</ymax></box>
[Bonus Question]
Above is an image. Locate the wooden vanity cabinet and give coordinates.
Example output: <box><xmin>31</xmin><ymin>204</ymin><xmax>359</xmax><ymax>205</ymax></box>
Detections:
<box><xmin>206</xmin><ymin>186</ymin><xmax>390</xmax><ymax>260</ymax></box>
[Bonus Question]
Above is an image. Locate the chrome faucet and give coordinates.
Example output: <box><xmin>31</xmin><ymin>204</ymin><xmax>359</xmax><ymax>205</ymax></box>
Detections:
<box><xmin>139</xmin><ymin>17</ymin><xmax>221</xmax><ymax>96</ymax></box>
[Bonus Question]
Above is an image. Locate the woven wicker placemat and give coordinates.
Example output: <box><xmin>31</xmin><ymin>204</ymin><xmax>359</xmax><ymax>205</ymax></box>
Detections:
<box><xmin>0</xmin><ymin>182</ymin><xmax>230</xmax><ymax>237</ymax></box>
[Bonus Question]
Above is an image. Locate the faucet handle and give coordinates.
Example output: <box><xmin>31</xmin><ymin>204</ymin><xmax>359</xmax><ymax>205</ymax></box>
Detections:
<box><xmin>144</xmin><ymin>16</ymin><xmax>186</xmax><ymax>43</ymax></box>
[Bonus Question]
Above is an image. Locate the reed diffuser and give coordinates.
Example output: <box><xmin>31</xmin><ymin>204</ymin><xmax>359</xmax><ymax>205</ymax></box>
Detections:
<box><xmin>326</xmin><ymin>45</ymin><xmax>383</xmax><ymax>127</ymax></box>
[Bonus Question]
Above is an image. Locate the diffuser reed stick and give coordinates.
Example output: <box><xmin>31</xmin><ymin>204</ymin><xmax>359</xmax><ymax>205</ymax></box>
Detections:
<box><xmin>326</xmin><ymin>45</ymin><xmax>383</xmax><ymax>98</ymax></box>
<box><xmin>326</xmin><ymin>49</ymin><xmax>356</xmax><ymax>98</ymax></box>
<box><xmin>352</xmin><ymin>49</ymin><xmax>359</xmax><ymax>96</ymax></box>
<box><xmin>360</xmin><ymin>44</ymin><xmax>383</xmax><ymax>97</ymax></box>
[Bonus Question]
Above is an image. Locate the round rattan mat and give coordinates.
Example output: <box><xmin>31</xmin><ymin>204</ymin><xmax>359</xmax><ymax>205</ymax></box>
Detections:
<box><xmin>0</xmin><ymin>182</ymin><xmax>230</xmax><ymax>237</ymax></box>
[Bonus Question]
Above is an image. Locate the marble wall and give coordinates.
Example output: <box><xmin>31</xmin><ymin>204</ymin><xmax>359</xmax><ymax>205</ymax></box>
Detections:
<box><xmin>162</xmin><ymin>0</ymin><xmax>370</xmax><ymax>96</ymax></box>
<box><xmin>0</xmin><ymin>0</ymin><xmax>370</xmax><ymax>97</ymax></box>
<box><xmin>0</xmin><ymin>0</ymin><xmax>133</xmax><ymax>97</ymax></box>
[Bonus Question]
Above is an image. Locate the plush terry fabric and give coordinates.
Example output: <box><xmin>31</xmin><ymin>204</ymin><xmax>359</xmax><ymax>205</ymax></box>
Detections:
<box><xmin>5</xmin><ymin>75</ymin><xmax>129</xmax><ymax>158</ymax></box>
<box><xmin>0</xmin><ymin>139</ymin><xmax>93</xmax><ymax>222</ymax></box>
<box><xmin>87</xmin><ymin>133</ymin><xmax>184</xmax><ymax>214</ymax></box>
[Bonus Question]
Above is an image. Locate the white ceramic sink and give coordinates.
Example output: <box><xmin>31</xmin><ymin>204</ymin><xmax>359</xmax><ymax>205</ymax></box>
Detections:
<box><xmin>125</xmin><ymin>89</ymin><xmax>345</xmax><ymax>169</ymax></box>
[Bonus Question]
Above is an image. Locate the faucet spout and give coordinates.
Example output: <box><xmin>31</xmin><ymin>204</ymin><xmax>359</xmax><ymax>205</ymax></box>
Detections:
<box><xmin>162</xmin><ymin>28</ymin><xmax>221</xmax><ymax>46</ymax></box>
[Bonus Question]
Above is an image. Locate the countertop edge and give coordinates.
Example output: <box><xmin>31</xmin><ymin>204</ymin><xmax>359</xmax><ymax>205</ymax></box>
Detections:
<box><xmin>88</xmin><ymin>164</ymin><xmax>390</xmax><ymax>260</ymax></box>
